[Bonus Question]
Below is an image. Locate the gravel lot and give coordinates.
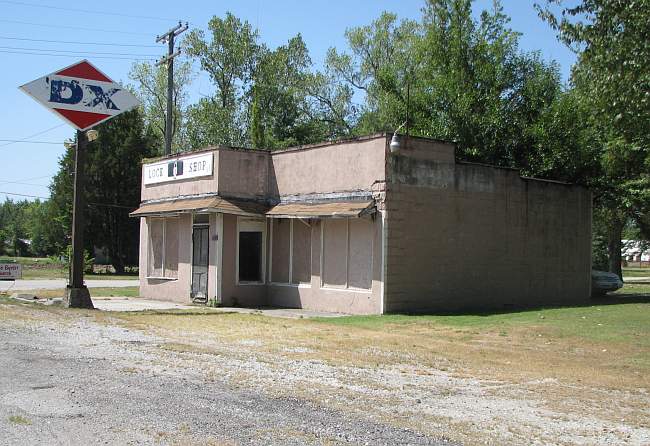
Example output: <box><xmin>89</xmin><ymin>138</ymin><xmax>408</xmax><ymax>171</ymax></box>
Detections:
<box><xmin>0</xmin><ymin>308</ymin><xmax>453</xmax><ymax>445</ymax></box>
<box><xmin>1</xmin><ymin>301</ymin><xmax>649</xmax><ymax>445</ymax></box>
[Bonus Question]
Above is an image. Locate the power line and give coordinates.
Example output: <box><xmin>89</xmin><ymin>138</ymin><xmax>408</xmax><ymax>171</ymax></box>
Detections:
<box><xmin>0</xmin><ymin>124</ymin><xmax>65</xmax><ymax>148</ymax></box>
<box><xmin>0</xmin><ymin>175</ymin><xmax>53</xmax><ymax>186</ymax></box>
<box><xmin>0</xmin><ymin>191</ymin><xmax>136</xmax><ymax>210</ymax></box>
<box><xmin>0</xmin><ymin>50</ymin><xmax>156</xmax><ymax>61</ymax></box>
<box><xmin>0</xmin><ymin>46</ymin><xmax>159</xmax><ymax>57</ymax></box>
<box><xmin>0</xmin><ymin>0</ymin><xmax>178</xmax><ymax>23</ymax></box>
<box><xmin>0</xmin><ymin>19</ymin><xmax>153</xmax><ymax>36</ymax></box>
<box><xmin>0</xmin><ymin>191</ymin><xmax>48</xmax><ymax>199</ymax></box>
<box><xmin>0</xmin><ymin>180</ymin><xmax>49</xmax><ymax>187</ymax></box>
<box><xmin>0</xmin><ymin>139</ymin><xmax>63</xmax><ymax>144</ymax></box>
<box><xmin>0</xmin><ymin>36</ymin><xmax>160</xmax><ymax>48</ymax></box>
<box><xmin>89</xmin><ymin>202</ymin><xmax>135</xmax><ymax>210</ymax></box>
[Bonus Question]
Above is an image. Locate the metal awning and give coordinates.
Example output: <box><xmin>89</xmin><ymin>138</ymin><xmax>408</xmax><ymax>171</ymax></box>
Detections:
<box><xmin>266</xmin><ymin>200</ymin><xmax>375</xmax><ymax>219</ymax></box>
<box><xmin>130</xmin><ymin>196</ymin><xmax>268</xmax><ymax>217</ymax></box>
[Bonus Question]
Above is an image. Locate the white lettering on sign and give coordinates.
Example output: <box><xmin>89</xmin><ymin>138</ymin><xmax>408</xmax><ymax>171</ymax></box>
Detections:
<box><xmin>0</xmin><ymin>263</ymin><xmax>22</xmax><ymax>280</ymax></box>
<box><xmin>143</xmin><ymin>153</ymin><xmax>213</xmax><ymax>185</ymax></box>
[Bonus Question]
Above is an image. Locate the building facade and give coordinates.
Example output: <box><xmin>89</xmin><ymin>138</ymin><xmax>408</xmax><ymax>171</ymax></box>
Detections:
<box><xmin>131</xmin><ymin>134</ymin><xmax>592</xmax><ymax>314</ymax></box>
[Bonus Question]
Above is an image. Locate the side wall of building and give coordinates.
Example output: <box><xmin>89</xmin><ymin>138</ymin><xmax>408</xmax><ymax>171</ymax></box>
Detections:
<box><xmin>384</xmin><ymin>141</ymin><xmax>592</xmax><ymax>313</ymax></box>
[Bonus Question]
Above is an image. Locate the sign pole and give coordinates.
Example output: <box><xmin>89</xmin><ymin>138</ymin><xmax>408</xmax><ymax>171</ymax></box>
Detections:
<box><xmin>64</xmin><ymin>129</ymin><xmax>93</xmax><ymax>309</ymax></box>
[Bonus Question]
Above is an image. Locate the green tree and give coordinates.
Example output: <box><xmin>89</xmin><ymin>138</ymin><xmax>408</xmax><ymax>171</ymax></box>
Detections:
<box><xmin>49</xmin><ymin>109</ymin><xmax>158</xmax><ymax>273</ymax></box>
<box><xmin>327</xmin><ymin>1</ymin><xmax>563</xmax><ymax>171</ymax></box>
<box><xmin>537</xmin><ymin>0</ymin><xmax>650</xmax><ymax>277</ymax></box>
<box><xmin>324</xmin><ymin>12</ymin><xmax>420</xmax><ymax>136</ymax></box>
<box><xmin>0</xmin><ymin>199</ymin><xmax>29</xmax><ymax>256</ymax></box>
<box><xmin>129</xmin><ymin>59</ymin><xmax>193</xmax><ymax>154</ymax></box>
<box><xmin>184</xmin><ymin>13</ymin><xmax>259</xmax><ymax>147</ymax></box>
<box><xmin>185</xmin><ymin>13</ymin><xmax>329</xmax><ymax>149</ymax></box>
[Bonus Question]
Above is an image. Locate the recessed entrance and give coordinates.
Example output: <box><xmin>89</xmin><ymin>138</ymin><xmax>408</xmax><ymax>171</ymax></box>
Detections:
<box><xmin>191</xmin><ymin>217</ymin><xmax>210</xmax><ymax>302</ymax></box>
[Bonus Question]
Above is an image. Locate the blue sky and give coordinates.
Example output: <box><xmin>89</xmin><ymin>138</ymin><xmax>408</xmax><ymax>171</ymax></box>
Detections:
<box><xmin>0</xmin><ymin>0</ymin><xmax>575</xmax><ymax>203</ymax></box>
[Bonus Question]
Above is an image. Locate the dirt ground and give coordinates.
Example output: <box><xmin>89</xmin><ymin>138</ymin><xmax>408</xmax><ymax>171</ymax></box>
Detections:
<box><xmin>0</xmin><ymin>300</ymin><xmax>648</xmax><ymax>445</ymax></box>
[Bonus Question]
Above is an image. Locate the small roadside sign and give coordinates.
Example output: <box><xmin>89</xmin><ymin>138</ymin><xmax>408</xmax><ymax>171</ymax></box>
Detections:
<box><xmin>19</xmin><ymin>59</ymin><xmax>140</xmax><ymax>131</ymax></box>
<box><xmin>0</xmin><ymin>263</ymin><xmax>22</xmax><ymax>280</ymax></box>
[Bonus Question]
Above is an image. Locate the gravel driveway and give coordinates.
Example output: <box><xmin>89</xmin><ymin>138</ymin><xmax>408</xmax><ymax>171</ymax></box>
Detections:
<box><xmin>0</xmin><ymin>311</ymin><xmax>453</xmax><ymax>445</ymax></box>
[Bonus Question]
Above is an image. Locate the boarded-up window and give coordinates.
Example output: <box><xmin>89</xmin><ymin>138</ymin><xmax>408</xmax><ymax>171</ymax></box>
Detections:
<box><xmin>148</xmin><ymin>218</ymin><xmax>164</xmax><ymax>277</ymax></box>
<box><xmin>292</xmin><ymin>221</ymin><xmax>311</xmax><ymax>284</ymax></box>
<box><xmin>322</xmin><ymin>219</ymin><xmax>348</xmax><ymax>287</ymax></box>
<box><xmin>148</xmin><ymin>217</ymin><xmax>179</xmax><ymax>279</ymax></box>
<box><xmin>348</xmin><ymin>219</ymin><xmax>372</xmax><ymax>289</ymax></box>
<box><xmin>164</xmin><ymin>218</ymin><xmax>179</xmax><ymax>279</ymax></box>
<box><xmin>271</xmin><ymin>219</ymin><xmax>290</xmax><ymax>283</ymax></box>
<box><xmin>321</xmin><ymin>218</ymin><xmax>373</xmax><ymax>290</ymax></box>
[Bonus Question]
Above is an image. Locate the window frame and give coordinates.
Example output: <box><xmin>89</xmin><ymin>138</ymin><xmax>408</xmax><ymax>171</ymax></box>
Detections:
<box><xmin>236</xmin><ymin>217</ymin><xmax>267</xmax><ymax>285</ymax></box>
<box><xmin>147</xmin><ymin>216</ymin><xmax>179</xmax><ymax>280</ymax></box>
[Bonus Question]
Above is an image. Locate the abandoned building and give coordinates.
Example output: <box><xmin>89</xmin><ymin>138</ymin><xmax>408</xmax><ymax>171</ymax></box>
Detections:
<box><xmin>130</xmin><ymin>134</ymin><xmax>592</xmax><ymax>314</ymax></box>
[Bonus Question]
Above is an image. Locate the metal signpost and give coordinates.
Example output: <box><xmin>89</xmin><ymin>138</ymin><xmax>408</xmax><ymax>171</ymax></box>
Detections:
<box><xmin>20</xmin><ymin>60</ymin><xmax>140</xmax><ymax>308</ymax></box>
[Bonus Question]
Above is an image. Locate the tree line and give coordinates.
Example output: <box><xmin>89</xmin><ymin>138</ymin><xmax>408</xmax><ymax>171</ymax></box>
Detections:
<box><xmin>3</xmin><ymin>0</ymin><xmax>647</xmax><ymax>278</ymax></box>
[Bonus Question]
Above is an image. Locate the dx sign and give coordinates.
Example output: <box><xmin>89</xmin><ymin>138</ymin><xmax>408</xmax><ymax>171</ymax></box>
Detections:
<box><xmin>47</xmin><ymin>76</ymin><xmax>120</xmax><ymax>111</ymax></box>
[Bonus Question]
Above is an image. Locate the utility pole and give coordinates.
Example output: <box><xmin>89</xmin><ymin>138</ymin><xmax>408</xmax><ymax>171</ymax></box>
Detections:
<box><xmin>156</xmin><ymin>21</ymin><xmax>188</xmax><ymax>156</ymax></box>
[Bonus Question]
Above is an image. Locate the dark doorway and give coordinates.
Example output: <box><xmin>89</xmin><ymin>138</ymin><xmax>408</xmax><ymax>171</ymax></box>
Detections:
<box><xmin>191</xmin><ymin>225</ymin><xmax>209</xmax><ymax>302</ymax></box>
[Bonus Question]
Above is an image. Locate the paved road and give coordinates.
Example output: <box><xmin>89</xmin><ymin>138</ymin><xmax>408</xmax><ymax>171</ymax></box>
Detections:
<box><xmin>0</xmin><ymin>310</ymin><xmax>452</xmax><ymax>445</ymax></box>
<box><xmin>0</xmin><ymin>279</ymin><xmax>138</xmax><ymax>291</ymax></box>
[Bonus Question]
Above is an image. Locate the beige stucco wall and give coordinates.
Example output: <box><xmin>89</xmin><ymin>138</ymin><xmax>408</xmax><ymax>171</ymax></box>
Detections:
<box><xmin>139</xmin><ymin>214</ymin><xmax>194</xmax><ymax>302</ymax></box>
<box><xmin>217</xmin><ymin>148</ymin><xmax>269</xmax><ymax>199</ymax></box>
<box><xmin>140</xmin><ymin>136</ymin><xmax>388</xmax><ymax>203</ymax></box>
<box><xmin>269</xmin><ymin>136</ymin><xmax>387</xmax><ymax>198</ymax></box>
<box><xmin>219</xmin><ymin>214</ymin><xmax>268</xmax><ymax>307</ymax></box>
<box><xmin>383</xmin><ymin>143</ymin><xmax>592</xmax><ymax>313</ymax></box>
<box><xmin>138</xmin><ymin>213</ymin><xmax>220</xmax><ymax>303</ymax></box>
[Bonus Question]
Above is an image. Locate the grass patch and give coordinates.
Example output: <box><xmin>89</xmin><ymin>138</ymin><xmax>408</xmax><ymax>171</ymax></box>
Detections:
<box><xmin>0</xmin><ymin>256</ymin><xmax>60</xmax><ymax>265</ymax></box>
<box><xmin>622</xmin><ymin>267</ymin><xmax>650</xmax><ymax>278</ymax></box>
<box><xmin>85</xmin><ymin>273</ymin><xmax>139</xmax><ymax>280</ymax></box>
<box><xmin>88</xmin><ymin>287</ymin><xmax>139</xmax><ymax>297</ymax></box>
<box><xmin>617</xmin><ymin>283</ymin><xmax>650</xmax><ymax>294</ymax></box>
<box><xmin>8</xmin><ymin>415</ymin><xmax>31</xmax><ymax>425</ymax></box>
<box><xmin>0</xmin><ymin>256</ymin><xmax>138</xmax><ymax>280</ymax></box>
<box><xmin>315</xmin><ymin>292</ymin><xmax>650</xmax><ymax>345</ymax></box>
<box><xmin>13</xmin><ymin>287</ymin><xmax>139</xmax><ymax>299</ymax></box>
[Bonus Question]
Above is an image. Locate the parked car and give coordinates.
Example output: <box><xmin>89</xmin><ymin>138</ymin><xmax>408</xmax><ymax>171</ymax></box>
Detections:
<box><xmin>591</xmin><ymin>270</ymin><xmax>623</xmax><ymax>296</ymax></box>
